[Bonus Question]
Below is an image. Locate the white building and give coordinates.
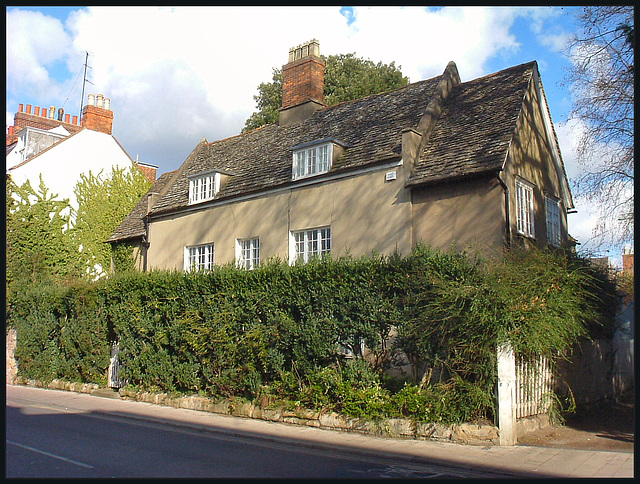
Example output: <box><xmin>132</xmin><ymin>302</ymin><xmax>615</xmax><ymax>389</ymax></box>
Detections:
<box><xmin>6</xmin><ymin>94</ymin><xmax>157</xmax><ymax>210</ymax></box>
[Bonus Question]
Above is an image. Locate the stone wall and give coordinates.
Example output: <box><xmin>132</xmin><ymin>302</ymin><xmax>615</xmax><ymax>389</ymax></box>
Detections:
<box><xmin>115</xmin><ymin>387</ymin><xmax>499</xmax><ymax>445</ymax></box>
<box><xmin>6</xmin><ymin>328</ymin><xmax>18</xmax><ymax>384</ymax></box>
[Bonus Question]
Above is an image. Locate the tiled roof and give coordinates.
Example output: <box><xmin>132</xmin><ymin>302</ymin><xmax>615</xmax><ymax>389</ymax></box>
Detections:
<box><xmin>149</xmin><ymin>78</ymin><xmax>440</xmax><ymax>215</ymax></box>
<box><xmin>107</xmin><ymin>170</ymin><xmax>177</xmax><ymax>243</ymax></box>
<box><xmin>407</xmin><ymin>62</ymin><xmax>534</xmax><ymax>186</ymax></box>
<box><xmin>110</xmin><ymin>61</ymin><xmax>542</xmax><ymax>242</ymax></box>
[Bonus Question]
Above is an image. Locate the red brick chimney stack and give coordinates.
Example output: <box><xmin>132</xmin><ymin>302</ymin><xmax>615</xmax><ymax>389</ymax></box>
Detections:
<box><xmin>622</xmin><ymin>246</ymin><xmax>634</xmax><ymax>274</ymax></box>
<box><xmin>279</xmin><ymin>39</ymin><xmax>326</xmax><ymax>126</ymax></box>
<box><xmin>81</xmin><ymin>93</ymin><xmax>114</xmax><ymax>135</ymax></box>
<box><xmin>6</xmin><ymin>102</ymin><xmax>83</xmax><ymax>146</ymax></box>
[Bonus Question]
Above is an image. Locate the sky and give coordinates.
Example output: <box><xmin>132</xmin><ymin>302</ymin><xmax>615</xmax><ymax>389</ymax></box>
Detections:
<box><xmin>4</xmin><ymin>6</ymin><xmax>625</xmax><ymax>263</ymax></box>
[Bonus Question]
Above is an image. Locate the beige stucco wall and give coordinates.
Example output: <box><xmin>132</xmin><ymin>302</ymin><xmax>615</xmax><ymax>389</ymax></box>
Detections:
<box><xmin>147</xmin><ymin>164</ymin><xmax>412</xmax><ymax>271</ymax></box>
<box><xmin>502</xmin><ymin>76</ymin><xmax>570</xmax><ymax>248</ymax></box>
<box><xmin>411</xmin><ymin>175</ymin><xmax>505</xmax><ymax>252</ymax></box>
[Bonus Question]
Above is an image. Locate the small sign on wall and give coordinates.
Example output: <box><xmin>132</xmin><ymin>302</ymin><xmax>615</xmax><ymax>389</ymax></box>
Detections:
<box><xmin>385</xmin><ymin>171</ymin><xmax>397</xmax><ymax>182</ymax></box>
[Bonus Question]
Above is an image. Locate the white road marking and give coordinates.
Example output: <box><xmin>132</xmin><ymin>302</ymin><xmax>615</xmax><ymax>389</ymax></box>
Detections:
<box><xmin>6</xmin><ymin>440</ymin><xmax>94</xmax><ymax>469</ymax></box>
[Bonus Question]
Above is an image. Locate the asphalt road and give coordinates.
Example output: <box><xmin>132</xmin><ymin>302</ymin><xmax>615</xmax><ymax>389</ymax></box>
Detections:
<box><xmin>6</xmin><ymin>385</ymin><xmax>512</xmax><ymax>478</ymax></box>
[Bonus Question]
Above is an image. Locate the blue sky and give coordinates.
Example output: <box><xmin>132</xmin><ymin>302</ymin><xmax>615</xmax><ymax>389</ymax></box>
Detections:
<box><xmin>7</xmin><ymin>6</ymin><xmax>619</xmax><ymax>259</ymax></box>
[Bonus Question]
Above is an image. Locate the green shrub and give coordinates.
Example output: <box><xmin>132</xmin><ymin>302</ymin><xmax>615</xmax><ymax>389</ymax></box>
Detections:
<box><xmin>10</xmin><ymin>281</ymin><xmax>108</xmax><ymax>385</ymax></box>
<box><xmin>5</xmin><ymin>245</ymin><xmax>618</xmax><ymax>424</ymax></box>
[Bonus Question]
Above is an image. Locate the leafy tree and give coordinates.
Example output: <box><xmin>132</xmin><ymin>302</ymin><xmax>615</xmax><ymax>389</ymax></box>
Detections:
<box><xmin>564</xmin><ymin>6</ymin><xmax>634</xmax><ymax>249</ymax></box>
<box><xmin>6</xmin><ymin>176</ymin><xmax>82</xmax><ymax>295</ymax></box>
<box><xmin>73</xmin><ymin>166</ymin><xmax>151</xmax><ymax>280</ymax></box>
<box><xmin>243</xmin><ymin>53</ymin><xmax>409</xmax><ymax>132</ymax></box>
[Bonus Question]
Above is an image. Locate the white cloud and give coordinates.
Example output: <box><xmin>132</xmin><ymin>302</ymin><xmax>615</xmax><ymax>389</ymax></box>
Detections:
<box><xmin>338</xmin><ymin>6</ymin><xmax>522</xmax><ymax>82</ymax></box>
<box><xmin>6</xmin><ymin>6</ymin><xmax>575</xmax><ymax>176</ymax></box>
<box><xmin>6</xmin><ymin>9</ymin><xmax>73</xmax><ymax>99</ymax></box>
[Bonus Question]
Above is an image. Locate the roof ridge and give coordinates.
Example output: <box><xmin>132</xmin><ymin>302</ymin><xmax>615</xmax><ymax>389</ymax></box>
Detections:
<box><xmin>460</xmin><ymin>60</ymin><xmax>536</xmax><ymax>86</ymax></box>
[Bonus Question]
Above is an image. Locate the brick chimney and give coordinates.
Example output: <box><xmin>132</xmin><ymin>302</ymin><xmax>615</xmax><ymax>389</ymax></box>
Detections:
<box><xmin>622</xmin><ymin>245</ymin><xmax>634</xmax><ymax>274</ymax></box>
<box><xmin>81</xmin><ymin>93</ymin><xmax>114</xmax><ymax>134</ymax></box>
<box><xmin>279</xmin><ymin>39</ymin><xmax>326</xmax><ymax>126</ymax></box>
<box><xmin>7</xmin><ymin>102</ymin><xmax>82</xmax><ymax>145</ymax></box>
<box><xmin>135</xmin><ymin>160</ymin><xmax>158</xmax><ymax>184</ymax></box>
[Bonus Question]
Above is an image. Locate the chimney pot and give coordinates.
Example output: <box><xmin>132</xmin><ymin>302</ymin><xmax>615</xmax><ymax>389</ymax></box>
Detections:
<box><xmin>26</xmin><ymin>104</ymin><xmax>32</xmax><ymax>114</ymax></box>
<box><xmin>57</xmin><ymin>108</ymin><xmax>64</xmax><ymax>121</ymax></box>
<box><xmin>49</xmin><ymin>106</ymin><xmax>55</xmax><ymax>119</ymax></box>
<box><xmin>34</xmin><ymin>106</ymin><xmax>40</xmax><ymax>116</ymax></box>
<box><xmin>72</xmin><ymin>115</ymin><xmax>78</xmax><ymax>125</ymax></box>
<box><xmin>65</xmin><ymin>114</ymin><xmax>70</xmax><ymax>123</ymax></box>
<box><xmin>104</xmin><ymin>98</ymin><xmax>111</xmax><ymax>110</ymax></box>
<box><xmin>41</xmin><ymin>107</ymin><xmax>47</xmax><ymax>117</ymax></box>
<box><xmin>81</xmin><ymin>95</ymin><xmax>114</xmax><ymax>134</ymax></box>
<box><xmin>18</xmin><ymin>104</ymin><xmax>23</xmax><ymax>113</ymax></box>
<box><xmin>96</xmin><ymin>94</ymin><xmax>104</xmax><ymax>108</ymax></box>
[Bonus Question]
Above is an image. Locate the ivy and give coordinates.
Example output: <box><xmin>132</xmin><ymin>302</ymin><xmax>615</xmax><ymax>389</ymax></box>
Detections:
<box><xmin>6</xmin><ymin>176</ymin><xmax>83</xmax><ymax>296</ymax></box>
<box><xmin>73</xmin><ymin>167</ymin><xmax>151</xmax><ymax>279</ymax></box>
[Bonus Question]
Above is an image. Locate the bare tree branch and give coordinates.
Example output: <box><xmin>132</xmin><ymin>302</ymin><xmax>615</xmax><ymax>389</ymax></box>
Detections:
<box><xmin>563</xmin><ymin>6</ymin><xmax>634</xmax><ymax>250</ymax></box>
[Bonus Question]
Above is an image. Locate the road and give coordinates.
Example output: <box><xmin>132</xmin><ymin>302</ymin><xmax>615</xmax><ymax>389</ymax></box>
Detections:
<box><xmin>6</xmin><ymin>385</ymin><xmax>514</xmax><ymax>478</ymax></box>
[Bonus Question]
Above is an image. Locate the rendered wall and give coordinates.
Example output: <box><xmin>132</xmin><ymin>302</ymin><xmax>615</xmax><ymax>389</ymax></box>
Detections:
<box><xmin>147</xmin><ymin>164</ymin><xmax>412</xmax><ymax>271</ymax></box>
<box><xmin>411</xmin><ymin>175</ymin><xmax>505</xmax><ymax>252</ymax></box>
<box><xmin>502</xmin><ymin>76</ymin><xmax>571</xmax><ymax>248</ymax></box>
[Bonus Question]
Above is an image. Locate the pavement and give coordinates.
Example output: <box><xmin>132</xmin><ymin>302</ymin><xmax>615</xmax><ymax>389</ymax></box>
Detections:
<box><xmin>6</xmin><ymin>384</ymin><xmax>634</xmax><ymax>478</ymax></box>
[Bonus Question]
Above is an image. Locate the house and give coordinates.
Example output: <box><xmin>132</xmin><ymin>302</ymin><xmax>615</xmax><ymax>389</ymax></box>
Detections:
<box><xmin>109</xmin><ymin>39</ymin><xmax>574</xmax><ymax>272</ymax></box>
<box><xmin>6</xmin><ymin>94</ymin><xmax>158</xmax><ymax>212</ymax></box>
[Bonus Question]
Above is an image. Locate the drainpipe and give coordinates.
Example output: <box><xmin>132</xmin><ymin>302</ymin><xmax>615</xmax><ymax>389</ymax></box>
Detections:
<box><xmin>497</xmin><ymin>172</ymin><xmax>511</xmax><ymax>250</ymax></box>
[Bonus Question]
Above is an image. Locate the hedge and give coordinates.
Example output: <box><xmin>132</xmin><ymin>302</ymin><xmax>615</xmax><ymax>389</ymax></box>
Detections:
<box><xmin>6</xmin><ymin>245</ymin><xmax>617</xmax><ymax>423</ymax></box>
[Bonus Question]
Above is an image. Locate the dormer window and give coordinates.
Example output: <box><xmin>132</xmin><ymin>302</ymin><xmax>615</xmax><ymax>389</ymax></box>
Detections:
<box><xmin>292</xmin><ymin>142</ymin><xmax>331</xmax><ymax>180</ymax></box>
<box><xmin>189</xmin><ymin>171</ymin><xmax>220</xmax><ymax>204</ymax></box>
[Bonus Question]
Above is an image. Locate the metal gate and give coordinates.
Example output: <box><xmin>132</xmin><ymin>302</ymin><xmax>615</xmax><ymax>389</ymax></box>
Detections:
<box><xmin>108</xmin><ymin>341</ymin><xmax>126</xmax><ymax>389</ymax></box>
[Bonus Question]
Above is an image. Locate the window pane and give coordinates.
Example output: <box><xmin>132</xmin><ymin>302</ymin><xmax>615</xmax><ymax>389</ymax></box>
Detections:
<box><xmin>295</xmin><ymin>152</ymin><xmax>305</xmax><ymax>178</ymax></box>
<box><xmin>238</xmin><ymin>238</ymin><xmax>260</xmax><ymax>269</ymax></box>
<box><xmin>546</xmin><ymin>198</ymin><xmax>560</xmax><ymax>246</ymax></box>
<box><xmin>516</xmin><ymin>181</ymin><xmax>534</xmax><ymax>238</ymax></box>
<box><xmin>189</xmin><ymin>174</ymin><xmax>218</xmax><ymax>203</ymax></box>
<box><xmin>308</xmin><ymin>229</ymin><xmax>319</xmax><ymax>257</ymax></box>
<box><xmin>293</xmin><ymin>227</ymin><xmax>331</xmax><ymax>263</ymax></box>
<box><xmin>187</xmin><ymin>244</ymin><xmax>214</xmax><ymax>271</ymax></box>
<box><xmin>292</xmin><ymin>143</ymin><xmax>331</xmax><ymax>179</ymax></box>
<box><xmin>319</xmin><ymin>145</ymin><xmax>329</xmax><ymax>172</ymax></box>
<box><xmin>295</xmin><ymin>232</ymin><xmax>305</xmax><ymax>262</ymax></box>
<box><xmin>320</xmin><ymin>228</ymin><xmax>331</xmax><ymax>254</ymax></box>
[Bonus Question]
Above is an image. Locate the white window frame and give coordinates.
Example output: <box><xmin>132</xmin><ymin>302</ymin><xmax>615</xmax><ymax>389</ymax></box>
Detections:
<box><xmin>184</xmin><ymin>243</ymin><xmax>215</xmax><ymax>272</ymax></box>
<box><xmin>545</xmin><ymin>196</ymin><xmax>562</xmax><ymax>246</ymax></box>
<box><xmin>515</xmin><ymin>178</ymin><xmax>535</xmax><ymax>238</ymax></box>
<box><xmin>292</xmin><ymin>142</ymin><xmax>332</xmax><ymax>180</ymax></box>
<box><xmin>188</xmin><ymin>172</ymin><xmax>220</xmax><ymax>204</ymax></box>
<box><xmin>290</xmin><ymin>227</ymin><xmax>331</xmax><ymax>263</ymax></box>
<box><xmin>236</xmin><ymin>237</ymin><xmax>260</xmax><ymax>270</ymax></box>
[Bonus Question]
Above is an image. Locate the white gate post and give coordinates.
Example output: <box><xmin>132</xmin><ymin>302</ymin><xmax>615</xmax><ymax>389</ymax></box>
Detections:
<box><xmin>108</xmin><ymin>341</ymin><xmax>120</xmax><ymax>389</ymax></box>
<box><xmin>497</xmin><ymin>342</ymin><xmax>517</xmax><ymax>445</ymax></box>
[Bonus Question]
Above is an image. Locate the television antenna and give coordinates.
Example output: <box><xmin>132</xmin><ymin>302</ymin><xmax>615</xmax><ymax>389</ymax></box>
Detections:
<box><xmin>79</xmin><ymin>51</ymin><xmax>94</xmax><ymax>120</ymax></box>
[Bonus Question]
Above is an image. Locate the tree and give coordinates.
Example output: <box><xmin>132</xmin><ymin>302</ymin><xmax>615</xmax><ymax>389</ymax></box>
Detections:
<box><xmin>6</xmin><ymin>176</ymin><xmax>82</xmax><ymax>293</ymax></box>
<box><xmin>242</xmin><ymin>53</ymin><xmax>409</xmax><ymax>132</ymax></box>
<box><xmin>73</xmin><ymin>166</ymin><xmax>151</xmax><ymax>280</ymax></box>
<box><xmin>564</xmin><ymin>6</ymin><xmax>634</xmax><ymax>250</ymax></box>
